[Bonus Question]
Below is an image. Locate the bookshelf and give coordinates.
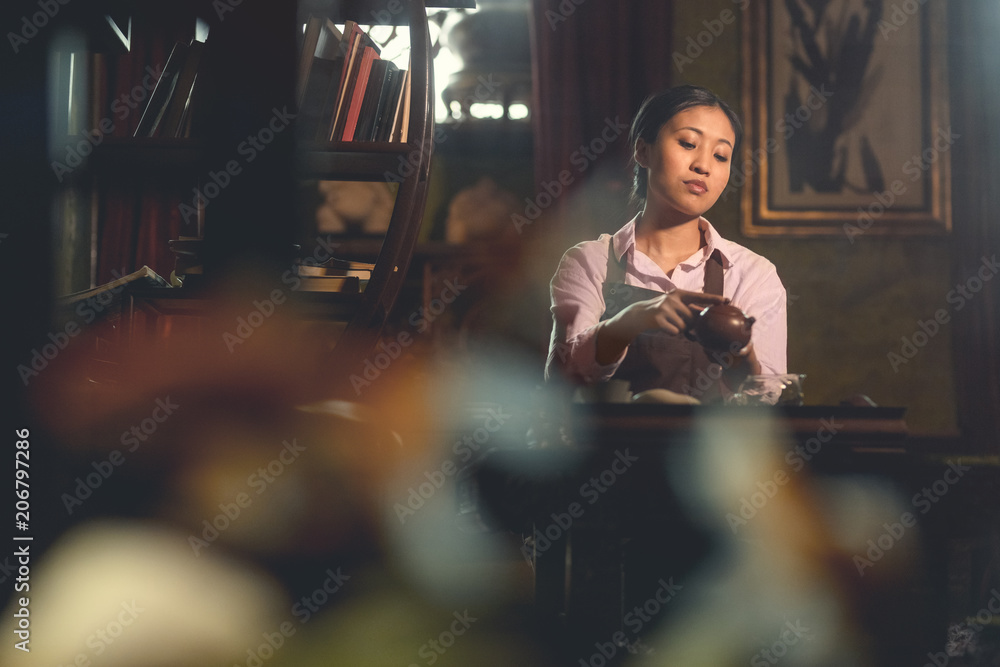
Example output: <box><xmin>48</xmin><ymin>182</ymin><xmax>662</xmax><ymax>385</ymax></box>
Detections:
<box><xmin>90</xmin><ymin>138</ymin><xmax>424</xmax><ymax>180</ymax></box>
<box><xmin>78</xmin><ymin>0</ymin><xmax>474</xmax><ymax>397</ymax></box>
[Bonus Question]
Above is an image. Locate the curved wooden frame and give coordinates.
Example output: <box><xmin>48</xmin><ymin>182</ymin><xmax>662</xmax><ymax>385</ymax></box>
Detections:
<box><xmin>324</xmin><ymin>0</ymin><xmax>435</xmax><ymax>388</ymax></box>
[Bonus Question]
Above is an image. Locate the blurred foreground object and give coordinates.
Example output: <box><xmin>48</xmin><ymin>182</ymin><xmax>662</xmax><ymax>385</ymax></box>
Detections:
<box><xmin>19</xmin><ymin>285</ymin><xmax>553</xmax><ymax>666</ymax></box>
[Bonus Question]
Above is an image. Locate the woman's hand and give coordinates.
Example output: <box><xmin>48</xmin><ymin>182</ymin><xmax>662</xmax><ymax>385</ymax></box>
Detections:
<box><xmin>595</xmin><ymin>289</ymin><xmax>728</xmax><ymax>364</ymax></box>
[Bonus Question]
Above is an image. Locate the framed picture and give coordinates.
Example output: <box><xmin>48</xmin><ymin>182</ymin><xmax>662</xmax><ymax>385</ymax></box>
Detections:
<box><xmin>738</xmin><ymin>0</ymin><xmax>952</xmax><ymax>237</ymax></box>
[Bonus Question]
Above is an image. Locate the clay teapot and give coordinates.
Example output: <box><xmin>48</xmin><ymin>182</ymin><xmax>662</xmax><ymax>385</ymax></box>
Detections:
<box><xmin>685</xmin><ymin>303</ymin><xmax>755</xmax><ymax>352</ymax></box>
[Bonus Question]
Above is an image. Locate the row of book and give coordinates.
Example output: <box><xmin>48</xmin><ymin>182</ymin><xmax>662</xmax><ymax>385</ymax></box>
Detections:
<box><xmin>295</xmin><ymin>257</ymin><xmax>375</xmax><ymax>292</ymax></box>
<box><xmin>296</xmin><ymin>18</ymin><xmax>411</xmax><ymax>143</ymax></box>
<box><xmin>134</xmin><ymin>39</ymin><xmax>205</xmax><ymax>138</ymax></box>
<box><xmin>168</xmin><ymin>236</ymin><xmax>374</xmax><ymax>293</ymax></box>
<box><xmin>133</xmin><ymin>19</ymin><xmax>410</xmax><ymax>143</ymax></box>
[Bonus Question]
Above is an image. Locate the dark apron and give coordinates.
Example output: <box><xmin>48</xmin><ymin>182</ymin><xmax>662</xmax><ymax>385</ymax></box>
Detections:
<box><xmin>600</xmin><ymin>243</ymin><xmax>724</xmax><ymax>398</ymax></box>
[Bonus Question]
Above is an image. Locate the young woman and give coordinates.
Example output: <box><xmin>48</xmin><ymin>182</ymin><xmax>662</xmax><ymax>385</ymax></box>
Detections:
<box><xmin>545</xmin><ymin>85</ymin><xmax>787</xmax><ymax>400</ymax></box>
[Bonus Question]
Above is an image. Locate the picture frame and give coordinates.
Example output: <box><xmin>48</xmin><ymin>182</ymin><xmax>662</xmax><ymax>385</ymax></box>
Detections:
<box><xmin>737</xmin><ymin>0</ymin><xmax>952</xmax><ymax>238</ymax></box>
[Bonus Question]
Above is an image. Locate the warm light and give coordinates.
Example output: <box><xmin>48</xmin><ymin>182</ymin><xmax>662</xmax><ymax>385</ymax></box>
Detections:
<box><xmin>364</xmin><ymin>25</ymin><xmax>412</xmax><ymax>69</ymax></box>
<box><xmin>336</xmin><ymin>11</ymin><xmax>496</xmax><ymax>124</ymax></box>
<box><xmin>359</xmin><ymin>21</ymin><xmax>460</xmax><ymax>123</ymax></box>
<box><xmin>469</xmin><ymin>103</ymin><xmax>505</xmax><ymax>120</ymax></box>
<box><xmin>508</xmin><ymin>103</ymin><xmax>529</xmax><ymax>120</ymax></box>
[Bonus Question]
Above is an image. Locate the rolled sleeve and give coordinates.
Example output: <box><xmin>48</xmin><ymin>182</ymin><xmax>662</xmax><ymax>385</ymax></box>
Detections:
<box><xmin>545</xmin><ymin>241</ymin><xmax>628</xmax><ymax>384</ymax></box>
<box><xmin>735</xmin><ymin>265</ymin><xmax>787</xmax><ymax>375</ymax></box>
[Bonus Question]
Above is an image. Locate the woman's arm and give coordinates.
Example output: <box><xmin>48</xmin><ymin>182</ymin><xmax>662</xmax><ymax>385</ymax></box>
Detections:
<box><xmin>595</xmin><ymin>290</ymin><xmax>728</xmax><ymax>364</ymax></box>
<box><xmin>547</xmin><ymin>244</ymin><xmax>730</xmax><ymax>384</ymax></box>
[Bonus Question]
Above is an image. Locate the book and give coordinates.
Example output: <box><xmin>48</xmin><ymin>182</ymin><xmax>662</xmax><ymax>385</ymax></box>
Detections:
<box><xmin>296</xmin><ymin>258</ymin><xmax>374</xmax><ymax>278</ymax></box>
<box><xmin>296</xmin><ymin>17</ymin><xmax>325</xmax><ymax>107</ymax></box>
<box><xmin>368</xmin><ymin>62</ymin><xmax>400</xmax><ymax>142</ymax></box>
<box><xmin>176</xmin><ymin>71</ymin><xmax>200</xmax><ymax>138</ymax></box>
<box><xmin>399</xmin><ymin>66</ymin><xmax>412</xmax><ymax>142</ymax></box>
<box><xmin>297</xmin><ymin>275</ymin><xmax>361</xmax><ymax>293</ymax></box>
<box><xmin>314</xmin><ymin>57</ymin><xmax>347</xmax><ymax>141</ymax></box>
<box><xmin>56</xmin><ymin>266</ymin><xmax>170</xmax><ymax>309</ymax></box>
<box><xmin>390</xmin><ymin>67</ymin><xmax>411</xmax><ymax>143</ymax></box>
<box><xmin>298</xmin><ymin>55</ymin><xmax>344</xmax><ymax>140</ymax></box>
<box><xmin>158</xmin><ymin>40</ymin><xmax>205</xmax><ymax>137</ymax></box>
<box><xmin>133</xmin><ymin>41</ymin><xmax>189</xmax><ymax>137</ymax></box>
<box><xmin>328</xmin><ymin>25</ymin><xmax>363</xmax><ymax>140</ymax></box>
<box><xmin>295</xmin><ymin>16</ymin><xmax>346</xmax><ymax>109</ymax></box>
<box><xmin>375</xmin><ymin>69</ymin><xmax>405</xmax><ymax>143</ymax></box>
<box><xmin>329</xmin><ymin>22</ymin><xmax>382</xmax><ymax>141</ymax></box>
<box><xmin>336</xmin><ymin>21</ymin><xmax>365</xmax><ymax>86</ymax></box>
<box><xmin>315</xmin><ymin>18</ymin><xmax>345</xmax><ymax>59</ymax></box>
<box><xmin>340</xmin><ymin>45</ymin><xmax>379</xmax><ymax>141</ymax></box>
<box><xmin>355</xmin><ymin>59</ymin><xmax>395</xmax><ymax>142</ymax></box>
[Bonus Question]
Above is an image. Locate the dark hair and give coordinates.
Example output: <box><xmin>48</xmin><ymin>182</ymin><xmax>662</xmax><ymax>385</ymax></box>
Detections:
<box><xmin>628</xmin><ymin>85</ymin><xmax>743</xmax><ymax>205</ymax></box>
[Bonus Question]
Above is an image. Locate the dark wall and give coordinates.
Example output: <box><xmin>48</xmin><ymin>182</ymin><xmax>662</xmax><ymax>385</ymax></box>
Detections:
<box><xmin>673</xmin><ymin>0</ymin><xmax>959</xmax><ymax>436</ymax></box>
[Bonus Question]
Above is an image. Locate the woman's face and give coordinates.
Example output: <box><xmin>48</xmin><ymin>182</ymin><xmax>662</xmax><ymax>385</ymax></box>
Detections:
<box><xmin>635</xmin><ymin>105</ymin><xmax>735</xmax><ymax>219</ymax></box>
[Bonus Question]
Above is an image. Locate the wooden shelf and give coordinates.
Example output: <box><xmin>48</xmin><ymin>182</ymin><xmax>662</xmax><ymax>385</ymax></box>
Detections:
<box><xmin>299</xmin><ymin>0</ymin><xmax>475</xmax><ymax>25</ymax></box>
<box><xmin>87</xmin><ymin>137</ymin><xmax>206</xmax><ymax>174</ymax></box>
<box><xmin>297</xmin><ymin>141</ymin><xmax>421</xmax><ymax>180</ymax></box>
<box><xmin>126</xmin><ymin>285</ymin><xmax>366</xmax><ymax>321</ymax></box>
<box><xmin>87</xmin><ymin>137</ymin><xmax>422</xmax><ymax>181</ymax></box>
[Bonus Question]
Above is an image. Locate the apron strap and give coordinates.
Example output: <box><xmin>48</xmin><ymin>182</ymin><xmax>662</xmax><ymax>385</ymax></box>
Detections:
<box><xmin>606</xmin><ymin>238</ymin><xmax>626</xmax><ymax>284</ymax></box>
<box><xmin>704</xmin><ymin>248</ymin><xmax>724</xmax><ymax>296</ymax></box>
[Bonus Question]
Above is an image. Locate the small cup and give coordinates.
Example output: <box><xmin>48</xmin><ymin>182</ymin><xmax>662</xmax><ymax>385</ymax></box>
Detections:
<box><xmin>730</xmin><ymin>374</ymin><xmax>806</xmax><ymax>406</ymax></box>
